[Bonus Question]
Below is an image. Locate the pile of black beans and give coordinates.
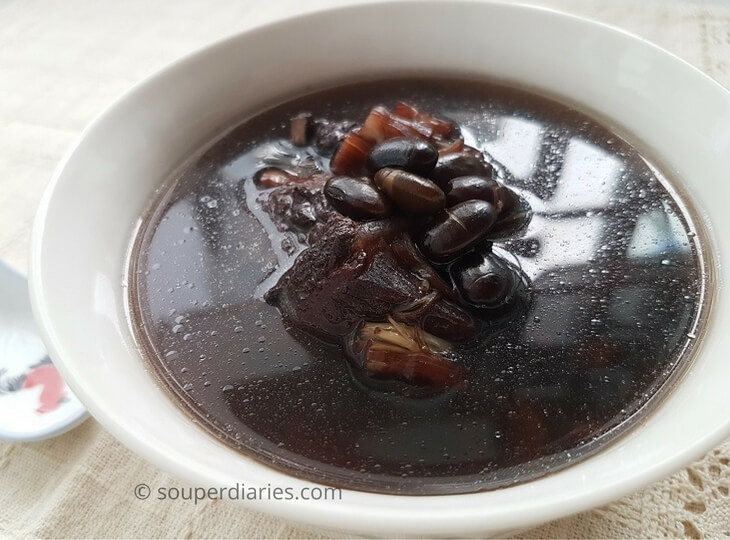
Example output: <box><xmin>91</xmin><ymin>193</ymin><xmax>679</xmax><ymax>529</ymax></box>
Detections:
<box><xmin>321</xmin><ymin>133</ymin><xmax>532</xmax><ymax>310</ymax></box>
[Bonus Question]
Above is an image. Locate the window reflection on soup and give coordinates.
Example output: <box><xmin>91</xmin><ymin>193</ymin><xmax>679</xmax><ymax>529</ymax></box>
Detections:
<box><xmin>128</xmin><ymin>78</ymin><xmax>707</xmax><ymax>494</ymax></box>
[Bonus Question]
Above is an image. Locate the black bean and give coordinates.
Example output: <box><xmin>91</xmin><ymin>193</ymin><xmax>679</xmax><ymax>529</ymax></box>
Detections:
<box><xmin>373</xmin><ymin>168</ymin><xmax>445</xmax><ymax>215</ymax></box>
<box><xmin>445</xmin><ymin>176</ymin><xmax>500</xmax><ymax>206</ymax></box>
<box><xmin>367</xmin><ymin>137</ymin><xmax>438</xmax><ymax>176</ymax></box>
<box><xmin>451</xmin><ymin>250</ymin><xmax>519</xmax><ymax>308</ymax></box>
<box><xmin>324</xmin><ymin>176</ymin><xmax>392</xmax><ymax>220</ymax></box>
<box><xmin>431</xmin><ymin>147</ymin><xmax>492</xmax><ymax>187</ymax></box>
<box><xmin>495</xmin><ymin>183</ymin><xmax>518</xmax><ymax>215</ymax></box>
<box><xmin>487</xmin><ymin>188</ymin><xmax>533</xmax><ymax>240</ymax></box>
<box><xmin>420</xmin><ymin>200</ymin><xmax>497</xmax><ymax>262</ymax></box>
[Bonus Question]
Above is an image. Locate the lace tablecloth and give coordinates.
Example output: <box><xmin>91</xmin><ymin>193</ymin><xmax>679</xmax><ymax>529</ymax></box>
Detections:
<box><xmin>1</xmin><ymin>0</ymin><xmax>728</xmax><ymax>537</ymax></box>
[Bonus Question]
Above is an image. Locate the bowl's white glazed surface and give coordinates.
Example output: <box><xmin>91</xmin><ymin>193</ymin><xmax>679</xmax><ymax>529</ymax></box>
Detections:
<box><xmin>30</xmin><ymin>2</ymin><xmax>730</xmax><ymax>536</ymax></box>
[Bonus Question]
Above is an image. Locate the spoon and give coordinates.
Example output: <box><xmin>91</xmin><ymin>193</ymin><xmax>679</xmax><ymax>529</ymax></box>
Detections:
<box><xmin>0</xmin><ymin>259</ymin><xmax>86</xmax><ymax>441</ymax></box>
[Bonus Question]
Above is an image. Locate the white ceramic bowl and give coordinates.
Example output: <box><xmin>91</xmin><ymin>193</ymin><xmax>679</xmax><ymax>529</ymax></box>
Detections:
<box><xmin>30</xmin><ymin>1</ymin><xmax>730</xmax><ymax>536</ymax></box>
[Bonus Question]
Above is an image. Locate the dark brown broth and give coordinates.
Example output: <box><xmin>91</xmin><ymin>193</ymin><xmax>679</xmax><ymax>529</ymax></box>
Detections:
<box><xmin>128</xmin><ymin>78</ymin><xmax>707</xmax><ymax>494</ymax></box>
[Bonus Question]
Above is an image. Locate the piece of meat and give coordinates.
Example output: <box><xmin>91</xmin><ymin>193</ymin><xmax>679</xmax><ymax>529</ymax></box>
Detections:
<box><xmin>264</xmin><ymin>217</ymin><xmax>361</xmax><ymax>337</ymax></box>
<box><xmin>258</xmin><ymin>176</ymin><xmax>337</xmax><ymax>234</ymax></box>
<box><xmin>265</xmin><ymin>216</ymin><xmax>476</xmax><ymax>342</ymax></box>
<box><xmin>312</xmin><ymin>118</ymin><xmax>358</xmax><ymax>156</ymax></box>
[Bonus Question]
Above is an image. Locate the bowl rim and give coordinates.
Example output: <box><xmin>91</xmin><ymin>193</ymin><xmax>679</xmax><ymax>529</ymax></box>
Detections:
<box><xmin>29</xmin><ymin>0</ymin><xmax>730</xmax><ymax>535</ymax></box>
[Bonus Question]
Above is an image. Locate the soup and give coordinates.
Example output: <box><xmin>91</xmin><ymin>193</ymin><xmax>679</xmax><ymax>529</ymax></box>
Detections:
<box><xmin>128</xmin><ymin>78</ymin><xmax>708</xmax><ymax>494</ymax></box>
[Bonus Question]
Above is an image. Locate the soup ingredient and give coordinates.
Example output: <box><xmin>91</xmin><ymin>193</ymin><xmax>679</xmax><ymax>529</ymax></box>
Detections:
<box><xmin>253</xmin><ymin>167</ymin><xmax>309</xmax><ymax>188</ymax></box>
<box><xmin>290</xmin><ymin>112</ymin><xmax>314</xmax><ymax>146</ymax></box>
<box><xmin>324</xmin><ymin>176</ymin><xmax>392</xmax><ymax>220</ymax></box>
<box><xmin>265</xmin><ymin>216</ymin><xmax>477</xmax><ymax>342</ymax></box>
<box><xmin>431</xmin><ymin>147</ymin><xmax>493</xmax><ymax>187</ymax></box>
<box><xmin>347</xmin><ymin>318</ymin><xmax>465</xmax><ymax>388</ymax></box>
<box><xmin>445</xmin><ymin>175</ymin><xmax>501</xmax><ymax>206</ymax></box>
<box><xmin>488</xmin><ymin>190</ymin><xmax>533</xmax><ymax>240</ymax></box>
<box><xmin>452</xmin><ymin>249</ymin><xmax>521</xmax><ymax>308</ymax></box>
<box><xmin>310</xmin><ymin>118</ymin><xmax>358</xmax><ymax>155</ymax></box>
<box><xmin>359</xmin><ymin>105</ymin><xmax>457</xmax><ymax>145</ymax></box>
<box><xmin>373</xmin><ymin>168</ymin><xmax>445</xmax><ymax>215</ymax></box>
<box><xmin>420</xmin><ymin>200</ymin><xmax>498</xmax><ymax>262</ymax></box>
<box><xmin>259</xmin><ymin>176</ymin><xmax>336</xmax><ymax>234</ymax></box>
<box><xmin>391</xmin><ymin>101</ymin><xmax>458</xmax><ymax>139</ymax></box>
<box><xmin>366</xmin><ymin>137</ymin><xmax>439</xmax><ymax>176</ymax></box>
<box><xmin>260</xmin><ymin>102</ymin><xmax>531</xmax><ymax>392</ymax></box>
<box><xmin>330</xmin><ymin>104</ymin><xmax>460</xmax><ymax>176</ymax></box>
<box><xmin>442</xmin><ymin>176</ymin><xmax>532</xmax><ymax>239</ymax></box>
<box><xmin>330</xmin><ymin>132</ymin><xmax>373</xmax><ymax>176</ymax></box>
